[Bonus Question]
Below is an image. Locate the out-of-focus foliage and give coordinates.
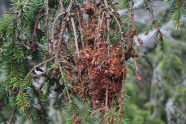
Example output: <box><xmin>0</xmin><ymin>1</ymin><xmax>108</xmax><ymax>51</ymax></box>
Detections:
<box><xmin>123</xmin><ymin>25</ymin><xmax>186</xmax><ymax>124</ymax></box>
<box><xmin>117</xmin><ymin>0</ymin><xmax>186</xmax><ymax>124</ymax></box>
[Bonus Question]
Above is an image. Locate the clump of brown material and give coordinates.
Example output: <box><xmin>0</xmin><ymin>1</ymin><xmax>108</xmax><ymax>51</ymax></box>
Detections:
<box><xmin>52</xmin><ymin>1</ymin><xmax>142</xmax><ymax>122</ymax></box>
<box><xmin>73</xmin><ymin>115</ymin><xmax>82</xmax><ymax>124</ymax></box>
<box><xmin>136</xmin><ymin>74</ymin><xmax>142</xmax><ymax>81</ymax></box>
<box><xmin>85</xmin><ymin>4</ymin><xmax>95</xmax><ymax>16</ymax></box>
<box><xmin>76</xmin><ymin>43</ymin><xmax>126</xmax><ymax>109</ymax></box>
<box><xmin>89</xmin><ymin>46</ymin><xmax>124</xmax><ymax>108</ymax></box>
<box><xmin>72</xmin><ymin>3</ymin><xmax>129</xmax><ymax>110</ymax></box>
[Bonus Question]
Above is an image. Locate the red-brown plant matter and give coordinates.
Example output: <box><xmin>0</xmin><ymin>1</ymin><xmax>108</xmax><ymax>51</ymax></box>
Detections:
<box><xmin>50</xmin><ymin>0</ymin><xmax>142</xmax><ymax>123</ymax></box>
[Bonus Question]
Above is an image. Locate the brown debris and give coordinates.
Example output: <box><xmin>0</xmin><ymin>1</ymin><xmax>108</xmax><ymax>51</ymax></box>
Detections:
<box><xmin>74</xmin><ymin>3</ymin><xmax>127</xmax><ymax>108</ymax></box>
<box><xmin>73</xmin><ymin>115</ymin><xmax>82</xmax><ymax>124</ymax></box>
<box><xmin>85</xmin><ymin>4</ymin><xmax>95</xmax><ymax>16</ymax></box>
<box><xmin>136</xmin><ymin>74</ymin><xmax>142</xmax><ymax>82</ymax></box>
<box><xmin>51</xmin><ymin>1</ymin><xmax>140</xmax><ymax>120</ymax></box>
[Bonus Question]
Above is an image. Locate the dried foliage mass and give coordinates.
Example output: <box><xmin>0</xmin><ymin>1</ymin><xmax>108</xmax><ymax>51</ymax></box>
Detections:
<box><xmin>52</xmin><ymin>0</ymin><xmax>140</xmax><ymax>118</ymax></box>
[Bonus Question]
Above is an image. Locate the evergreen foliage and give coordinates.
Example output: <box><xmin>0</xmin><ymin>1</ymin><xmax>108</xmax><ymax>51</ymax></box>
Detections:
<box><xmin>0</xmin><ymin>0</ymin><xmax>185</xmax><ymax>123</ymax></box>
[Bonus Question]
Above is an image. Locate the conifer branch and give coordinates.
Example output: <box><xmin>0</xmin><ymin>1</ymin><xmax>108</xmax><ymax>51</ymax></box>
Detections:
<box><xmin>8</xmin><ymin>107</ymin><xmax>16</xmax><ymax>124</ymax></box>
<box><xmin>0</xmin><ymin>91</ymin><xmax>6</xmax><ymax>104</ymax></box>
<box><xmin>67</xmin><ymin>25</ymin><xmax>77</xmax><ymax>64</ymax></box>
<box><xmin>144</xmin><ymin>0</ymin><xmax>163</xmax><ymax>42</ymax></box>
<box><xmin>90</xmin><ymin>108</ymin><xmax>105</xmax><ymax>116</ymax></box>
<box><xmin>71</xmin><ymin>17</ymin><xmax>80</xmax><ymax>58</ymax></box>
<box><xmin>25</xmin><ymin>57</ymin><xmax>54</xmax><ymax>78</ymax></box>
<box><xmin>76</xmin><ymin>7</ymin><xmax>85</xmax><ymax>50</ymax></box>
<box><xmin>45</xmin><ymin>0</ymin><xmax>50</xmax><ymax>69</ymax></box>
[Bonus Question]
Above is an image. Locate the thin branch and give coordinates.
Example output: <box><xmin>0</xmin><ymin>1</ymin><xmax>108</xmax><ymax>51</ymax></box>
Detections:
<box><xmin>34</xmin><ymin>67</ymin><xmax>53</xmax><ymax>78</ymax></box>
<box><xmin>58</xmin><ymin>0</ymin><xmax>65</xmax><ymax>12</ymax></box>
<box><xmin>106</xmin><ymin>12</ymin><xmax>110</xmax><ymax>56</ymax></box>
<box><xmin>67</xmin><ymin>0</ymin><xmax>74</xmax><ymax>12</ymax></box>
<box><xmin>23</xmin><ymin>0</ymin><xmax>30</xmax><ymax>9</ymax></box>
<box><xmin>105</xmin><ymin>88</ymin><xmax>108</xmax><ymax>112</ymax></box>
<box><xmin>129</xmin><ymin>0</ymin><xmax>135</xmax><ymax>39</ymax></box>
<box><xmin>15</xmin><ymin>41</ymin><xmax>30</xmax><ymax>50</ymax></box>
<box><xmin>76</xmin><ymin>7</ymin><xmax>85</xmax><ymax>50</ymax></box>
<box><xmin>57</xmin><ymin>59</ymin><xmax>76</xmax><ymax>118</ymax></box>
<box><xmin>67</xmin><ymin>25</ymin><xmax>77</xmax><ymax>64</ymax></box>
<box><xmin>51</xmin><ymin>13</ymin><xmax>63</xmax><ymax>44</ymax></box>
<box><xmin>71</xmin><ymin>17</ymin><xmax>80</xmax><ymax>57</ymax></box>
<box><xmin>45</xmin><ymin>0</ymin><xmax>50</xmax><ymax>69</ymax></box>
<box><xmin>8</xmin><ymin>107</ymin><xmax>16</xmax><ymax>124</ymax></box>
<box><xmin>117</xmin><ymin>65</ymin><xmax>126</xmax><ymax>120</ymax></box>
<box><xmin>90</xmin><ymin>108</ymin><xmax>105</xmax><ymax>116</ymax></box>
<box><xmin>28</xmin><ymin>109</ymin><xmax>34</xmax><ymax>120</ymax></box>
<box><xmin>109</xmin><ymin>12</ymin><xmax>124</xmax><ymax>42</ymax></box>
<box><xmin>145</xmin><ymin>0</ymin><xmax>163</xmax><ymax>41</ymax></box>
<box><xmin>0</xmin><ymin>91</ymin><xmax>6</xmax><ymax>104</ymax></box>
<box><xmin>133</xmin><ymin>57</ymin><xmax>139</xmax><ymax>72</ymax></box>
<box><xmin>25</xmin><ymin>57</ymin><xmax>54</xmax><ymax>78</ymax></box>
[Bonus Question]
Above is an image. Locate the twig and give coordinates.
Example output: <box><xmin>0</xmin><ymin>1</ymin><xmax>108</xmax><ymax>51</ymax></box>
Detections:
<box><xmin>145</xmin><ymin>0</ymin><xmax>163</xmax><ymax>41</ymax></box>
<box><xmin>129</xmin><ymin>0</ymin><xmax>135</xmax><ymax>39</ymax></box>
<box><xmin>133</xmin><ymin>57</ymin><xmax>139</xmax><ymax>72</ymax></box>
<box><xmin>95</xmin><ymin>10</ymin><xmax>105</xmax><ymax>48</ymax></box>
<box><xmin>175</xmin><ymin>0</ymin><xmax>183</xmax><ymax>29</ymax></box>
<box><xmin>51</xmin><ymin>13</ymin><xmax>63</xmax><ymax>44</ymax></box>
<box><xmin>4</xmin><ymin>12</ymin><xmax>18</xmax><ymax>15</ymax></box>
<box><xmin>15</xmin><ymin>41</ymin><xmax>30</xmax><ymax>50</ymax></box>
<box><xmin>105</xmin><ymin>88</ymin><xmax>108</xmax><ymax>112</ymax></box>
<box><xmin>67</xmin><ymin>0</ymin><xmax>74</xmax><ymax>12</ymax></box>
<box><xmin>8</xmin><ymin>107</ymin><xmax>16</xmax><ymax>124</ymax></box>
<box><xmin>45</xmin><ymin>0</ymin><xmax>50</xmax><ymax>69</ymax></box>
<box><xmin>106</xmin><ymin>12</ymin><xmax>110</xmax><ymax>56</ymax></box>
<box><xmin>105</xmin><ymin>86</ymin><xmax>109</xmax><ymax>124</ymax></box>
<box><xmin>37</xmin><ymin>117</ymin><xmax>41</xmax><ymax>124</ymax></box>
<box><xmin>117</xmin><ymin>65</ymin><xmax>126</xmax><ymax>120</ymax></box>
<box><xmin>58</xmin><ymin>0</ymin><xmax>65</xmax><ymax>12</ymax></box>
<box><xmin>25</xmin><ymin>57</ymin><xmax>54</xmax><ymax>78</ymax></box>
<box><xmin>76</xmin><ymin>7</ymin><xmax>85</xmax><ymax>50</ymax></box>
<box><xmin>98</xmin><ymin>56</ymin><xmax>110</xmax><ymax>70</ymax></box>
<box><xmin>32</xmin><ymin>86</ymin><xmax>45</xmax><ymax>113</ymax></box>
<box><xmin>57</xmin><ymin>58</ymin><xmax>76</xmax><ymax>118</ymax></box>
<box><xmin>71</xmin><ymin>17</ymin><xmax>80</xmax><ymax>57</ymax></box>
<box><xmin>23</xmin><ymin>0</ymin><xmax>30</xmax><ymax>9</ymax></box>
<box><xmin>90</xmin><ymin>108</ymin><xmax>105</xmax><ymax>116</ymax></box>
<box><xmin>28</xmin><ymin>109</ymin><xmax>34</xmax><ymax>120</ymax></box>
<box><xmin>109</xmin><ymin>12</ymin><xmax>124</xmax><ymax>42</ymax></box>
<box><xmin>67</xmin><ymin>25</ymin><xmax>77</xmax><ymax>64</ymax></box>
<box><xmin>37</xmin><ymin>68</ymin><xmax>54</xmax><ymax>90</ymax></box>
<box><xmin>37</xmin><ymin>97</ymin><xmax>45</xmax><ymax>113</ymax></box>
<box><xmin>0</xmin><ymin>91</ymin><xmax>6</xmax><ymax>104</ymax></box>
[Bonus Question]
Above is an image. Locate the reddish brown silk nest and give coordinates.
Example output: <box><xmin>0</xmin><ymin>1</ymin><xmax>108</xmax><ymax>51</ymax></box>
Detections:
<box><xmin>73</xmin><ymin>43</ymin><xmax>127</xmax><ymax>108</ymax></box>
<box><xmin>74</xmin><ymin>44</ymin><xmax>126</xmax><ymax>109</ymax></box>
<box><xmin>71</xmin><ymin>3</ymin><xmax>127</xmax><ymax>109</ymax></box>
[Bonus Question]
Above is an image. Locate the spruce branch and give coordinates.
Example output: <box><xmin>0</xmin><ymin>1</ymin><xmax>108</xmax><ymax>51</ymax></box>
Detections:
<box><xmin>171</xmin><ymin>0</ymin><xmax>183</xmax><ymax>29</ymax></box>
<box><xmin>51</xmin><ymin>12</ymin><xmax>63</xmax><ymax>45</ymax></box>
<box><xmin>71</xmin><ymin>17</ymin><xmax>80</xmax><ymax>58</ymax></box>
<box><xmin>76</xmin><ymin>7</ymin><xmax>85</xmax><ymax>50</ymax></box>
<box><xmin>45</xmin><ymin>0</ymin><xmax>50</xmax><ymax>69</ymax></box>
<box><xmin>25</xmin><ymin>57</ymin><xmax>54</xmax><ymax>78</ymax></box>
<box><xmin>109</xmin><ymin>12</ymin><xmax>124</xmax><ymax>42</ymax></box>
<box><xmin>90</xmin><ymin>108</ymin><xmax>105</xmax><ymax>116</ymax></box>
<box><xmin>8</xmin><ymin>107</ymin><xmax>16</xmax><ymax>124</ymax></box>
<box><xmin>23</xmin><ymin>0</ymin><xmax>30</xmax><ymax>9</ymax></box>
<box><xmin>67</xmin><ymin>25</ymin><xmax>77</xmax><ymax>64</ymax></box>
<box><xmin>0</xmin><ymin>91</ymin><xmax>7</xmax><ymax>104</ymax></box>
<box><xmin>144</xmin><ymin>0</ymin><xmax>164</xmax><ymax>42</ymax></box>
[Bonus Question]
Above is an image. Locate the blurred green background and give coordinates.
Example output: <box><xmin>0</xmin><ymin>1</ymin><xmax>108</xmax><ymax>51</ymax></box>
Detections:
<box><xmin>0</xmin><ymin>0</ymin><xmax>186</xmax><ymax>124</ymax></box>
